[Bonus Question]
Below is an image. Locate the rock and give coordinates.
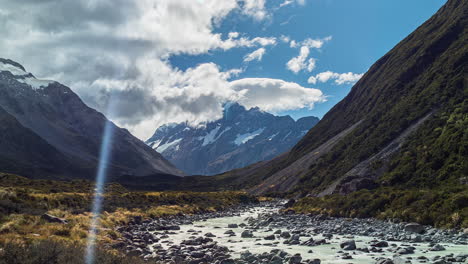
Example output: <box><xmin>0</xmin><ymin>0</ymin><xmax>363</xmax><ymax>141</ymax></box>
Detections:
<box><xmin>228</xmin><ymin>224</ymin><xmax>238</xmax><ymax>228</ymax></box>
<box><xmin>205</xmin><ymin>232</ymin><xmax>216</xmax><ymax>237</ymax></box>
<box><xmin>41</xmin><ymin>213</ymin><xmax>68</xmax><ymax>224</ymax></box>
<box><xmin>429</xmin><ymin>244</ymin><xmax>446</xmax><ymax>251</ymax></box>
<box><xmin>190</xmin><ymin>251</ymin><xmax>205</xmax><ymax>258</ymax></box>
<box><xmin>284</xmin><ymin>199</ymin><xmax>296</xmax><ymax>208</ymax></box>
<box><xmin>241</xmin><ymin>230</ymin><xmax>254</xmax><ymax>238</ymax></box>
<box><xmin>308</xmin><ymin>259</ymin><xmax>321</xmax><ymax>264</ymax></box>
<box><xmin>280</xmin><ymin>231</ymin><xmax>291</xmax><ymax>239</ymax></box>
<box><xmin>339</xmin><ymin>240</ymin><xmax>356</xmax><ymax>250</ymax></box>
<box><xmin>264</xmin><ymin>234</ymin><xmax>276</xmax><ymax>240</ymax></box>
<box><xmin>375</xmin><ymin>259</ymin><xmax>394</xmax><ymax>264</ymax></box>
<box><xmin>371</xmin><ymin>240</ymin><xmax>389</xmax><ymax>247</ymax></box>
<box><xmin>288</xmin><ymin>253</ymin><xmax>302</xmax><ymax>264</ymax></box>
<box><xmin>393</xmin><ymin>256</ymin><xmax>411</xmax><ymax>264</ymax></box>
<box><xmin>404</xmin><ymin>223</ymin><xmax>424</xmax><ymax>234</ymax></box>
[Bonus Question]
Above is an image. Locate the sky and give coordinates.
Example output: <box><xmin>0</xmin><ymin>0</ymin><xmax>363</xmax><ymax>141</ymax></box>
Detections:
<box><xmin>0</xmin><ymin>0</ymin><xmax>446</xmax><ymax>140</ymax></box>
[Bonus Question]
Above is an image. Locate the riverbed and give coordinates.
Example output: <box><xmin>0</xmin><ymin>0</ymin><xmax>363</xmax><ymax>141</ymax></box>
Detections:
<box><xmin>121</xmin><ymin>203</ymin><xmax>468</xmax><ymax>263</ymax></box>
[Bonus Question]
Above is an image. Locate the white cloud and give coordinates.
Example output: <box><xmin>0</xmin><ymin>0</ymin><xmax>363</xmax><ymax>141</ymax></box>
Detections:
<box><xmin>230</xmin><ymin>78</ymin><xmax>326</xmax><ymax>112</ymax></box>
<box><xmin>290</xmin><ymin>40</ymin><xmax>298</xmax><ymax>48</ymax></box>
<box><xmin>228</xmin><ymin>32</ymin><xmax>240</xmax><ymax>39</ymax></box>
<box><xmin>0</xmin><ymin>0</ymin><xmax>291</xmax><ymax>140</ymax></box>
<box><xmin>290</xmin><ymin>36</ymin><xmax>332</xmax><ymax>49</ymax></box>
<box><xmin>279</xmin><ymin>0</ymin><xmax>306</xmax><ymax>8</ymax></box>
<box><xmin>241</xmin><ymin>0</ymin><xmax>267</xmax><ymax>20</ymax></box>
<box><xmin>307</xmin><ymin>58</ymin><xmax>317</xmax><ymax>72</ymax></box>
<box><xmin>244</xmin><ymin>48</ymin><xmax>266</xmax><ymax>62</ymax></box>
<box><xmin>308</xmin><ymin>71</ymin><xmax>364</xmax><ymax>85</ymax></box>
<box><xmin>286</xmin><ymin>46</ymin><xmax>316</xmax><ymax>73</ymax></box>
<box><xmin>280</xmin><ymin>35</ymin><xmax>290</xmax><ymax>43</ymax></box>
<box><xmin>279</xmin><ymin>0</ymin><xmax>294</xmax><ymax>8</ymax></box>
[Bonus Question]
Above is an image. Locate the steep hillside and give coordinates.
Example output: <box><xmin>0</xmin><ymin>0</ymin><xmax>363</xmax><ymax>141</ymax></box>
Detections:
<box><xmin>0</xmin><ymin>59</ymin><xmax>184</xmax><ymax>179</ymax></box>
<box><xmin>209</xmin><ymin>0</ymin><xmax>467</xmax><ymax>197</ymax></box>
<box><xmin>146</xmin><ymin>103</ymin><xmax>319</xmax><ymax>175</ymax></box>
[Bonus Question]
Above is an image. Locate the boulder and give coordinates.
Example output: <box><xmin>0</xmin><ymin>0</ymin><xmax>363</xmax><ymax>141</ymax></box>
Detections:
<box><xmin>404</xmin><ymin>223</ymin><xmax>424</xmax><ymax>234</ymax></box>
<box><xmin>339</xmin><ymin>240</ymin><xmax>356</xmax><ymax>250</ymax></box>
<box><xmin>241</xmin><ymin>230</ymin><xmax>254</xmax><ymax>238</ymax></box>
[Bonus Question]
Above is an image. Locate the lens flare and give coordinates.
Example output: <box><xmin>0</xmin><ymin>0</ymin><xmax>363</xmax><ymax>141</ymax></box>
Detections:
<box><xmin>85</xmin><ymin>100</ymin><xmax>117</xmax><ymax>264</ymax></box>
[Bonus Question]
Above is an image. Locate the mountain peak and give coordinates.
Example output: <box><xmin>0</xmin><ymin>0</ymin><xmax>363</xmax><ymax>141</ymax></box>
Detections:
<box><xmin>0</xmin><ymin>58</ymin><xmax>55</xmax><ymax>90</ymax></box>
<box><xmin>147</xmin><ymin>104</ymin><xmax>319</xmax><ymax>175</ymax></box>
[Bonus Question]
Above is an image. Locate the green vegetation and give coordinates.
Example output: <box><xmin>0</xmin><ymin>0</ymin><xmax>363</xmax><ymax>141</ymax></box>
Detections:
<box><xmin>292</xmin><ymin>186</ymin><xmax>468</xmax><ymax>229</ymax></box>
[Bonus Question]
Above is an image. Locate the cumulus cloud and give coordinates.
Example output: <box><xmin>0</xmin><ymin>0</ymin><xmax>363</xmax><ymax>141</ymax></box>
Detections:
<box><xmin>308</xmin><ymin>71</ymin><xmax>364</xmax><ymax>85</ymax></box>
<box><xmin>286</xmin><ymin>46</ymin><xmax>316</xmax><ymax>73</ymax></box>
<box><xmin>230</xmin><ymin>78</ymin><xmax>325</xmax><ymax>112</ymax></box>
<box><xmin>244</xmin><ymin>48</ymin><xmax>266</xmax><ymax>62</ymax></box>
<box><xmin>0</xmin><ymin>0</ymin><xmax>322</xmax><ymax>140</ymax></box>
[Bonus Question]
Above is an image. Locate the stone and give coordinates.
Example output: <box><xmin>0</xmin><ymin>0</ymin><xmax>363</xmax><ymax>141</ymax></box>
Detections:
<box><xmin>241</xmin><ymin>230</ymin><xmax>254</xmax><ymax>238</ymax></box>
<box><xmin>288</xmin><ymin>253</ymin><xmax>302</xmax><ymax>264</ymax></box>
<box><xmin>41</xmin><ymin>213</ymin><xmax>68</xmax><ymax>224</ymax></box>
<box><xmin>205</xmin><ymin>232</ymin><xmax>216</xmax><ymax>237</ymax></box>
<box><xmin>429</xmin><ymin>244</ymin><xmax>446</xmax><ymax>251</ymax></box>
<box><xmin>340</xmin><ymin>240</ymin><xmax>356</xmax><ymax>250</ymax></box>
<box><xmin>404</xmin><ymin>223</ymin><xmax>424</xmax><ymax>234</ymax></box>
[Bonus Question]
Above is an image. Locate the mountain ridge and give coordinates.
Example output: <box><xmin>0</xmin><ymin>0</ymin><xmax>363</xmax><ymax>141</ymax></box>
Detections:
<box><xmin>0</xmin><ymin>58</ymin><xmax>184</xmax><ymax>179</ymax></box>
<box><xmin>146</xmin><ymin>103</ymin><xmax>319</xmax><ymax>175</ymax></box>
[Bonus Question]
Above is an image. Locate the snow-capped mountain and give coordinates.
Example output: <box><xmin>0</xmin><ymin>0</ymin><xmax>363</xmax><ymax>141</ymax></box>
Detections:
<box><xmin>0</xmin><ymin>58</ymin><xmax>184</xmax><ymax>179</ymax></box>
<box><xmin>146</xmin><ymin>103</ymin><xmax>319</xmax><ymax>175</ymax></box>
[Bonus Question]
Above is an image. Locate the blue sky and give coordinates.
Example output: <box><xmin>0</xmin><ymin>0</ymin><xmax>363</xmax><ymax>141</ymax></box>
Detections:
<box><xmin>169</xmin><ymin>0</ymin><xmax>446</xmax><ymax>120</ymax></box>
<box><xmin>0</xmin><ymin>0</ymin><xmax>447</xmax><ymax>139</ymax></box>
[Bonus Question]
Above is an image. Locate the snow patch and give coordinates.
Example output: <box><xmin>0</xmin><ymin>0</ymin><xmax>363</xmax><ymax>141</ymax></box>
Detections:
<box><xmin>268</xmin><ymin>132</ymin><xmax>279</xmax><ymax>141</ymax></box>
<box><xmin>156</xmin><ymin>138</ymin><xmax>182</xmax><ymax>153</ymax></box>
<box><xmin>201</xmin><ymin>126</ymin><xmax>221</xmax><ymax>146</ymax></box>
<box><xmin>1</xmin><ymin>62</ymin><xmax>54</xmax><ymax>90</ymax></box>
<box><xmin>282</xmin><ymin>131</ymin><xmax>292</xmax><ymax>140</ymax></box>
<box><xmin>148</xmin><ymin>140</ymin><xmax>162</xmax><ymax>150</ymax></box>
<box><xmin>0</xmin><ymin>62</ymin><xmax>27</xmax><ymax>76</ymax></box>
<box><xmin>18</xmin><ymin>77</ymin><xmax>54</xmax><ymax>90</ymax></box>
<box><xmin>234</xmin><ymin>128</ymin><xmax>265</xmax><ymax>145</ymax></box>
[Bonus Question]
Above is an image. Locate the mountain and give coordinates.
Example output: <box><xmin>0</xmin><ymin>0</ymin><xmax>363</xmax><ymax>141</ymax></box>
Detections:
<box><xmin>0</xmin><ymin>58</ymin><xmax>184</xmax><ymax>179</ymax></box>
<box><xmin>146</xmin><ymin>103</ymin><xmax>319</xmax><ymax>175</ymax></box>
<box><xmin>206</xmin><ymin>0</ymin><xmax>467</xmax><ymax>196</ymax></box>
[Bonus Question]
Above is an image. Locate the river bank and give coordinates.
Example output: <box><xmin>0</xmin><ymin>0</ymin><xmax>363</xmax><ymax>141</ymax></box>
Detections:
<box><xmin>119</xmin><ymin>202</ymin><xmax>468</xmax><ymax>264</ymax></box>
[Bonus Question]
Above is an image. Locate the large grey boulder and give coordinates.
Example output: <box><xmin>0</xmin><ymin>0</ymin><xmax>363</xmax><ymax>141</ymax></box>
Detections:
<box><xmin>340</xmin><ymin>240</ymin><xmax>356</xmax><ymax>250</ymax></box>
<box><xmin>404</xmin><ymin>223</ymin><xmax>424</xmax><ymax>234</ymax></box>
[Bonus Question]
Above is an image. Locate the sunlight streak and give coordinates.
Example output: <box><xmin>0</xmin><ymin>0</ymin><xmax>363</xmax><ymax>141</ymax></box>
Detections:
<box><xmin>85</xmin><ymin>100</ymin><xmax>117</xmax><ymax>264</ymax></box>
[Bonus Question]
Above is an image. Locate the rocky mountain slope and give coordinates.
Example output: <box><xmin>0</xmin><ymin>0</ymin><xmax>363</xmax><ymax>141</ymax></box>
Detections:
<box><xmin>146</xmin><ymin>103</ymin><xmax>319</xmax><ymax>175</ymax></box>
<box><xmin>0</xmin><ymin>58</ymin><xmax>183</xmax><ymax>179</ymax></box>
<box><xmin>204</xmin><ymin>0</ymin><xmax>467</xmax><ymax>196</ymax></box>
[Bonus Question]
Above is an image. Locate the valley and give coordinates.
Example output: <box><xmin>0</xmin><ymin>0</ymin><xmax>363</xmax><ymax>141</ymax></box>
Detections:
<box><xmin>0</xmin><ymin>0</ymin><xmax>467</xmax><ymax>263</ymax></box>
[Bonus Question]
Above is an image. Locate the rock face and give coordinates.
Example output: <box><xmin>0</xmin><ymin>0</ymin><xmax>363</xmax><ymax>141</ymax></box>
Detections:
<box><xmin>146</xmin><ymin>103</ymin><xmax>319</xmax><ymax>175</ymax></box>
<box><xmin>0</xmin><ymin>59</ymin><xmax>184</xmax><ymax>179</ymax></box>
